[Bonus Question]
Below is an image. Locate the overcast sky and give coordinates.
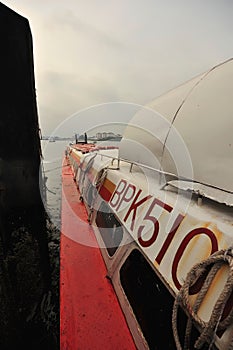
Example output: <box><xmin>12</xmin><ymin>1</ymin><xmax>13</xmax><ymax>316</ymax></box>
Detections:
<box><xmin>2</xmin><ymin>0</ymin><xmax>233</xmax><ymax>136</ymax></box>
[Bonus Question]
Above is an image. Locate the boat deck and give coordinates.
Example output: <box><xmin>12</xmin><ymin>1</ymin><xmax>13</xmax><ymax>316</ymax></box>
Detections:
<box><xmin>60</xmin><ymin>156</ymin><xmax>136</xmax><ymax>349</ymax></box>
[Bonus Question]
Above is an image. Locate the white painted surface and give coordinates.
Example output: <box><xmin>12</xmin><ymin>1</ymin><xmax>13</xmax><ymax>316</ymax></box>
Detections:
<box><xmin>120</xmin><ymin>58</ymin><xmax>233</xmax><ymax>205</ymax></box>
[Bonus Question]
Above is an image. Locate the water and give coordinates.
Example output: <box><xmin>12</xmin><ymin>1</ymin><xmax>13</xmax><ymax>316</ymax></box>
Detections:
<box><xmin>41</xmin><ymin>140</ymin><xmax>120</xmax><ymax>228</ymax></box>
<box><xmin>41</xmin><ymin>140</ymin><xmax>69</xmax><ymax>228</ymax></box>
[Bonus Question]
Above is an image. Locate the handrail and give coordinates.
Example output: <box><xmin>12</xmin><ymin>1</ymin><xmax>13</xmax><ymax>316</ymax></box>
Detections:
<box><xmin>90</xmin><ymin>152</ymin><xmax>233</xmax><ymax>196</ymax></box>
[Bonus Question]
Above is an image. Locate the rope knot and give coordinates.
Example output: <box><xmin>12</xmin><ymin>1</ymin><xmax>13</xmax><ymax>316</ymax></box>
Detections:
<box><xmin>224</xmin><ymin>246</ymin><xmax>233</xmax><ymax>259</ymax></box>
<box><xmin>172</xmin><ymin>248</ymin><xmax>233</xmax><ymax>349</ymax></box>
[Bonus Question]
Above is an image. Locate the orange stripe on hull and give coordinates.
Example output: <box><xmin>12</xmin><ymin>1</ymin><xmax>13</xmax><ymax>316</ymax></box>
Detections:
<box><xmin>99</xmin><ymin>178</ymin><xmax>116</xmax><ymax>202</ymax></box>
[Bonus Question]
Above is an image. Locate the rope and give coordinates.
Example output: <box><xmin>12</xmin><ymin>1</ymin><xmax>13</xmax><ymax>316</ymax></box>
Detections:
<box><xmin>45</xmin><ymin>186</ymin><xmax>56</xmax><ymax>195</ymax></box>
<box><xmin>172</xmin><ymin>247</ymin><xmax>233</xmax><ymax>350</ymax></box>
<box><xmin>44</xmin><ymin>164</ymin><xmax>67</xmax><ymax>174</ymax></box>
<box><xmin>88</xmin><ymin>168</ymin><xmax>108</xmax><ymax>224</ymax></box>
<box><xmin>94</xmin><ymin>168</ymin><xmax>107</xmax><ymax>189</ymax></box>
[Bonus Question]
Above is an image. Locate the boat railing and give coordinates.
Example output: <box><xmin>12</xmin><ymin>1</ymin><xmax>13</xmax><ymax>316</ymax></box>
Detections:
<box><xmin>92</xmin><ymin>151</ymin><xmax>194</xmax><ymax>183</ymax></box>
<box><xmin>91</xmin><ymin>152</ymin><xmax>233</xmax><ymax>206</ymax></box>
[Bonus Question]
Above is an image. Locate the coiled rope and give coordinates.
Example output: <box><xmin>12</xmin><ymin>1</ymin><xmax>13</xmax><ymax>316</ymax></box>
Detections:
<box><xmin>172</xmin><ymin>247</ymin><xmax>233</xmax><ymax>350</ymax></box>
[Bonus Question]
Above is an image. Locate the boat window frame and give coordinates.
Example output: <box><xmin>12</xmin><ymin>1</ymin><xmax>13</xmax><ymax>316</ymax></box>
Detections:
<box><xmin>95</xmin><ymin>200</ymin><xmax>124</xmax><ymax>257</ymax></box>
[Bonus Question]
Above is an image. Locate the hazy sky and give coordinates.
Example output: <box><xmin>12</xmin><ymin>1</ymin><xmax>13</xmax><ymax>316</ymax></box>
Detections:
<box><xmin>2</xmin><ymin>0</ymin><xmax>233</xmax><ymax>136</ymax></box>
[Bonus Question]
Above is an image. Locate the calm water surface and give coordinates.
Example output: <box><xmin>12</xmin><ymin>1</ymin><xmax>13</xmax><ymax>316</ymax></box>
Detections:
<box><xmin>41</xmin><ymin>140</ymin><xmax>120</xmax><ymax>228</ymax></box>
<box><xmin>41</xmin><ymin>140</ymin><xmax>69</xmax><ymax>228</ymax></box>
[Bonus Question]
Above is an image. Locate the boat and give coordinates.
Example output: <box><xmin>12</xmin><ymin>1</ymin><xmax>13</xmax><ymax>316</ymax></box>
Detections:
<box><xmin>60</xmin><ymin>58</ymin><xmax>233</xmax><ymax>349</ymax></box>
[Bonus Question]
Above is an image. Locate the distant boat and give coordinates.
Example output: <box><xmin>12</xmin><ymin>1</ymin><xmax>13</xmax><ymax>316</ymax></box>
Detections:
<box><xmin>49</xmin><ymin>137</ymin><xmax>55</xmax><ymax>142</ymax></box>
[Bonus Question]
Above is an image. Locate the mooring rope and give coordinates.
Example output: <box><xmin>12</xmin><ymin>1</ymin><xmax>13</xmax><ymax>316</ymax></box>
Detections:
<box><xmin>87</xmin><ymin>168</ymin><xmax>108</xmax><ymax>224</ymax></box>
<box><xmin>172</xmin><ymin>247</ymin><xmax>233</xmax><ymax>350</ymax></box>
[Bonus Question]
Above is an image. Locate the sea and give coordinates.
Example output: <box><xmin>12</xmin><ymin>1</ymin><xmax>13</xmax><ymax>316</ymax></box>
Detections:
<box><xmin>41</xmin><ymin>140</ymin><xmax>68</xmax><ymax>229</ymax></box>
<box><xmin>41</xmin><ymin>139</ymin><xmax>120</xmax><ymax>229</ymax></box>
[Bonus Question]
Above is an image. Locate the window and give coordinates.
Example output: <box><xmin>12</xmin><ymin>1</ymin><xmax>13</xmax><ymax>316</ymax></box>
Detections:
<box><xmin>85</xmin><ymin>183</ymin><xmax>98</xmax><ymax>208</ymax></box>
<box><xmin>96</xmin><ymin>201</ymin><xmax>123</xmax><ymax>256</ymax></box>
<box><xmin>120</xmin><ymin>250</ymin><xmax>203</xmax><ymax>350</ymax></box>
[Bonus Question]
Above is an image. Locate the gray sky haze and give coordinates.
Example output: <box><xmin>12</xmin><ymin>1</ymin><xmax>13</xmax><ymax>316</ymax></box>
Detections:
<box><xmin>2</xmin><ymin>0</ymin><xmax>233</xmax><ymax>136</ymax></box>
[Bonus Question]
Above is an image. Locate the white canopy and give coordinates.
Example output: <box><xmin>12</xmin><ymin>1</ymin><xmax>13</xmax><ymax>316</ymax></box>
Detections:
<box><xmin>119</xmin><ymin>58</ymin><xmax>233</xmax><ymax>205</ymax></box>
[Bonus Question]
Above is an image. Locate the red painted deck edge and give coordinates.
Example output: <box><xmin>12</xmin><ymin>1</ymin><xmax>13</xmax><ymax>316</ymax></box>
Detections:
<box><xmin>60</xmin><ymin>156</ymin><xmax>136</xmax><ymax>350</ymax></box>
